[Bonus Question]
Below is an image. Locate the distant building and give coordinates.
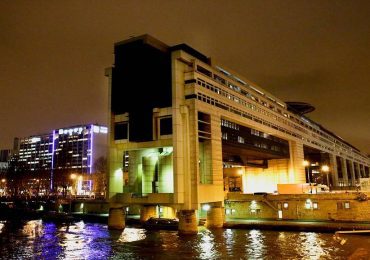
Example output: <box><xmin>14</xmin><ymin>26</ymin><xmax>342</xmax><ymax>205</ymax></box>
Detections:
<box><xmin>0</xmin><ymin>149</ymin><xmax>11</xmax><ymax>169</ymax></box>
<box><xmin>11</xmin><ymin>124</ymin><xmax>108</xmax><ymax>195</ymax></box>
<box><xmin>16</xmin><ymin>134</ymin><xmax>53</xmax><ymax>173</ymax></box>
<box><xmin>53</xmin><ymin>125</ymin><xmax>108</xmax><ymax>175</ymax></box>
<box><xmin>0</xmin><ymin>149</ymin><xmax>11</xmax><ymax>177</ymax></box>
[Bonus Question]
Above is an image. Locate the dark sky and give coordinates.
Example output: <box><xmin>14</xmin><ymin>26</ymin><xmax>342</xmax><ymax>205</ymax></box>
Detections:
<box><xmin>1</xmin><ymin>0</ymin><xmax>369</xmax><ymax>154</ymax></box>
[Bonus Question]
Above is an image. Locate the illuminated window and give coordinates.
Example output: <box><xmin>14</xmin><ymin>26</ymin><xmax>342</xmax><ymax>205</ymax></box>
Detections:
<box><xmin>313</xmin><ymin>202</ymin><xmax>318</xmax><ymax>209</ymax></box>
<box><xmin>344</xmin><ymin>202</ymin><xmax>350</xmax><ymax>209</ymax></box>
<box><xmin>283</xmin><ymin>202</ymin><xmax>289</xmax><ymax>209</ymax></box>
<box><xmin>305</xmin><ymin>199</ymin><xmax>312</xmax><ymax>209</ymax></box>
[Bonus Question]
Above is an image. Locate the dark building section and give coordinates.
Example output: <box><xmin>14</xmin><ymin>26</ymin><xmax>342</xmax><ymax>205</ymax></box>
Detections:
<box><xmin>112</xmin><ymin>35</ymin><xmax>172</xmax><ymax>142</ymax></box>
<box><xmin>221</xmin><ymin>119</ymin><xmax>289</xmax><ymax>168</ymax></box>
<box><xmin>286</xmin><ymin>102</ymin><xmax>315</xmax><ymax>115</ymax></box>
<box><xmin>169</xmin><ymin>44</ymin><xmax>210</xmax><ymax>64</ymax></box>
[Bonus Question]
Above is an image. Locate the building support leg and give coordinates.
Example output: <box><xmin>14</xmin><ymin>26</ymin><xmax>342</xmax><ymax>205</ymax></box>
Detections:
<box><xmin>108</xmin><ymin>205</ymin><xmax>125</xmax><ymax>230</ymax></box>
<box><xmin>206</xmin><ymin>206</ymin><xmax>224</xmax><ymax>228</ymax></box>
<box><xmin>140</xmin><ymin>205</ymin><xmax>157</xmax><ymax>223</ymax></box>
<box><xmin>178</xmin><ymin>210</ymin><xmax>198</xmax><ymax>235</ymax></box>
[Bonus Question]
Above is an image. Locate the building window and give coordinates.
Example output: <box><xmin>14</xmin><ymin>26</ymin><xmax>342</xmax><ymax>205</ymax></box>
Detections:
<box><xmin>283</xmin><ymin>202</ymin><xmax>289</xmax><ymax>209</ymax></box>
<box><xmin>159</xmin><ymin>117</ymin><xmax>172</xmax><ymax>136</ymax></box>
<box><xmin>313</xmin><ymin>202</ymin><xmax>318</xmax><ymax>209</ymax></box>
<box><xmin>337</xmin><ymin>202</ymin><xmax>351</xmax><ymax>210</ymax></box>
<box><xmin>114</xmin><ymin>122</ymin><xmax>128</xmax><ymax>140</ymax></box>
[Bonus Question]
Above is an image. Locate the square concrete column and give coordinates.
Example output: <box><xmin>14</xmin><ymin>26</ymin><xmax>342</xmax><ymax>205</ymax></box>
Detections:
<box><xmin>354</xmin><ymin>162</ymin><xmax>361</xmax><ymax>180</ymax></box>
<box><xmin>108</xmin><ymin>147</ymin><xmax>124</xmax><ymax>198</ymax></box>
<box><xmin>340</xmin><ymin>157</ymin><xmax>349</xmax><ymax>186</ymax></box>
<box><xmin>288</xmin><ymin>140</ymin><xmax>305</xmax><ymax>183</ymax></box>
<box><xmin>360</xmin><ymin>164</ymin><xmax>365</xmax><ymax>178</ymax></box>
<box><xmin>347</xmin><ymin>160</ymin><xmax>356</xmax><ymax>186</ymax></box>
<box><xmin>210</xmin><ymin>114</ymin><xmax>223</xmax><ymax>186</ymax></box>
<box><xmin>328</xmin><ymin>153</ymin><xmax>339</xmax><ymax>187</ymax></box>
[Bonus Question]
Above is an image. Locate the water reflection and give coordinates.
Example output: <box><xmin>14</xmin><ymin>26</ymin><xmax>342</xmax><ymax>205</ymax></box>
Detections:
<box><xmin>198</xmin><ymin>228</ymin><xmax>217</xmax><ymax>259</ymax></box>
<box><xmin>0</xmin><ymin>221</ymin><xmax>4</xmax><ymax>234</ymax></box>
<box><xmin>298</xmin><ymin>232</ymin><xmax>325</xmax><ymax>259</ymax></box>
<box><xmin>1</xmin><ymin>221</ymin><xmax>370</xmax><ymax>259</ymax></box>
<box><xmin>117</xmin><ymin>228</ymin><xmax>146</xmax><ymax>243</ymax></box>
<box><xmin>246</xmin><ymin>229</ymin><xmax>267</xmax><ymax>259</ymax></box>
<box><xmin>22</xmin><ymin>220</ymin><xmax>43</xmax><ymax>237</ymax></box>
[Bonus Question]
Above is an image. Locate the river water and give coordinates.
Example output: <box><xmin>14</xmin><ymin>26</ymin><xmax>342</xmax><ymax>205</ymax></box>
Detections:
<box><xmin>0</xmin><ymin>220</ymin><xmax>369</xmax><ymax>259</ymax></box>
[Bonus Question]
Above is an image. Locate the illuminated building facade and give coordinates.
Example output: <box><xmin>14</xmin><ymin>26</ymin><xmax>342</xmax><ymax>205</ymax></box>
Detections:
<box><xmin>13</xmin><ymin>124</ymin><xmax>108</xmax><ymax>194</ymax></box>
<box><xmin>16</xmin><ymin>134</ymin><xmax>53</xmax><ymax>173</ymax></box>
<box><xmin>53</xmin><ymin>125</ymin><xmax>108</xmax><ymax>175</ymax></box>
<box><xmin>106</xmin><ymin>35</ymin><xmax>370</xmax><ymax>232</ymax></box>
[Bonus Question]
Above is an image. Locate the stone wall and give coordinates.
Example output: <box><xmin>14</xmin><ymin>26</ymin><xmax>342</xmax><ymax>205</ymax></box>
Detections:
<box><xmin>226</xmin><ymin>192</ymin><xmax>370</xmax><ymax>221</ymax></box>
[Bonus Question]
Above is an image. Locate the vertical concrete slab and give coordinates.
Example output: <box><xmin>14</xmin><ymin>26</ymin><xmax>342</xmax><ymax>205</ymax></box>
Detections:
<box><xmin>288</xmin><ymin>140</ymin><xmax>305</xmax><ymax>183</ymax></box>
<box><xmin>347</xmin><ymin>160</ymin><xmax>356</xmax><ymax>186</ymax></box>
<box><xmin>328</xmin><ymin>153</ymin><xmax>339</xmax><ymax>186</ymax></box>
<box><xmin>340</xmin><ymin>157</ymin><xmax>349</xmax><ymax>186</ymax></box>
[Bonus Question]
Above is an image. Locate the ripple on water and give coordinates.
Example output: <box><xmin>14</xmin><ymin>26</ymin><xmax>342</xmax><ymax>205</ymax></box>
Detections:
<box><xmin>0</xmin><ymin>221</ymin><xmax>370</xmax><ymax>259</ymax></box>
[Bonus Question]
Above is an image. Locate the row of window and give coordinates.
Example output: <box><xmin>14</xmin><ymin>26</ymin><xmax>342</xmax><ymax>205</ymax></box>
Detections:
<box><xmin>277</xmin><ymin>201</ymin><xmax>351</xmax><ymax>210</ymax></box>
<box><xmin>193</xmin><ymin>82</ymin><xmax>366</xmax><ymax>165</ymax></box>
<box><xmin>193</xmin><ymin>65</ymin><xmax>366</xmax><ymax>162</ymax></box>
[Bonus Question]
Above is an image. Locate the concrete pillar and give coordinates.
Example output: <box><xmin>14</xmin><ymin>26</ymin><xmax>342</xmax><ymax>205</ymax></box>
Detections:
<box><xmin>108</xmin><ymin>148</ymin><xmax>124</xmax><ymax>198</ymax></box>
<box><xmin>206</xmin><ymin>206</ymin><xmax>224</xmax><ymax>228</ymax></box>
<box><xmin>354</xmin><ymin>163</ymin><xmax>361</xmax><ymax>180</ymax></box>
<box><xmin>108</xmin><ymin>206</ymin><xmax>125</xmax><ymax>230</ymax></box>
<box><xmin>348</xmin><ymin>160</ymin><xmax>356</xmax><ymax>186</ymax></box>
<box><xmin>178</xmin><ymin>210</ymin><xmax>198</xmax><ymax>235</ymax></box>
<box><xmin>288</xmin><ymin>140</ymin><xmax>305</xmax><ymax>183</ymax></box>
<box><xmin>140</xmin><ymin>205</ymin><xmax>157</xmax><ymax>223</ymax></box>
<box><xmin>329</xmin><ymin>154</ymin><xmax>339</xmax><ymax>187</ymax></box>
<box><xmin>210</xmin><ymin>114</ymin><xmax>224</xmax><ymax>187</ymax></box>
<box><xmin>340</xmin><ymin>158</ymin><xmax>349</xmax><ymax>186</ymax></box>
<box><xmin>359</xmin><ymin>164</ymin><xmax>365</xmax><ymax>178</ymax></box>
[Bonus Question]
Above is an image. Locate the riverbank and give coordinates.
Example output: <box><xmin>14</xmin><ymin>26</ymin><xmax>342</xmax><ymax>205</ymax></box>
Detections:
<box><xmin>70</xmin><ymin>213</ymin><xmax>370</xmax><ymax>233</ymax></box>
<box><xmin>224</xmin><ymin>218</ymin><xmax>370</xmax><ymax>232</ymax></box>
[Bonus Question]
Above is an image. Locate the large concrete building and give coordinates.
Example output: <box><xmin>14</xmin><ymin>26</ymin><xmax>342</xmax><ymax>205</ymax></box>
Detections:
<box><xmin>106</xmin><ymin>35</ymin><xmax>369</xmax><ymax>233</ymax></box>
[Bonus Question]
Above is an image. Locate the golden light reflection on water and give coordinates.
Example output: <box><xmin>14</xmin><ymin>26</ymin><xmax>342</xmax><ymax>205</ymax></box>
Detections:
<box><xmin>22</xmin><ymin>220</ymin><xmax>43</xmax><ymax>237</ymax></box>
<box><xmin>246</xmin><ymin>229</ymin><xmax>266</xmax><ymax>258</ymax></box>
<box><xmin>199</xmin><ymin>229</ymin><xmax>216</xmax><ymax>259</ymax></box>
<box><xmin>117</xmin><ymin>228</ymin><xmax>146</xmax><ymax>243</ymax></box>
<box><xmin>298</xmin><ymin>232</ymin><xmax>326</xmax><ymax>259</ymax></box>
<box><xmin>0</xmin><ymin>222</ymin><xmax>4</xmax><ymax>234</ymax></box>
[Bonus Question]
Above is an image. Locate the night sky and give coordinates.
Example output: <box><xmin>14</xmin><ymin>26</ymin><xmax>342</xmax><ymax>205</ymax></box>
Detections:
<box><xmin>0</xmin><ymin>1</ymin><xmax>369</xmax><ymax>154</ymax></box>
